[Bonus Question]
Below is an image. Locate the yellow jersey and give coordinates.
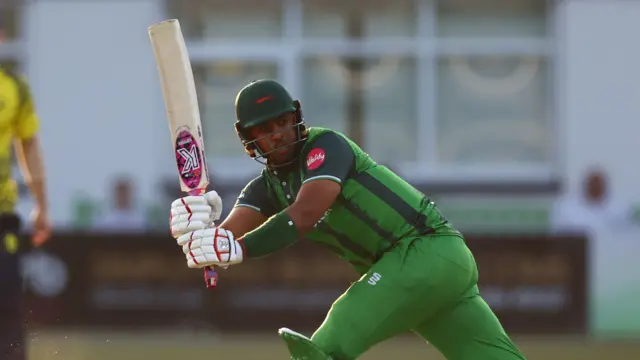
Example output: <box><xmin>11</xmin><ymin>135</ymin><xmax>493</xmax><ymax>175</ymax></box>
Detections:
<box><xmin>0</xmin><ymin>67</ymin><xmax>39</xmax><ymax>213</ymax></box>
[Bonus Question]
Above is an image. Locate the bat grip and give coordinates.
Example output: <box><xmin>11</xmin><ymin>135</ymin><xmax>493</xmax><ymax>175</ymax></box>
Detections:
<box><xmin>204</xmin><ymin>266</ymin><xmax>218</xmax><ymax>288</ymax></box>
<box><xmin>188</xmin><ymin>188</ymin><xmax>207</xmax><ymax>196</ymax></box>
<box><xmin>186</xmin><ymin>187</ymin><xmax>218</xmax><ymax>289</ymax></box>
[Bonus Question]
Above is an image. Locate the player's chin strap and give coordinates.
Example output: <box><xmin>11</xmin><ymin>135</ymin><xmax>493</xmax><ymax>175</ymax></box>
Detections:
<box><xmin>247</xmin><ymin>122</ymin><xmax>308</xmax><ymax>169</ymax></box>
<box><xmin>278</xmin><ymin>328</ymin><xmax>333</xmax><ymax>360</ymax></box>
<box><xmin>237</xmin><ymin>105</ymin><xmax>309</xmax><ymax>168</ymax></box>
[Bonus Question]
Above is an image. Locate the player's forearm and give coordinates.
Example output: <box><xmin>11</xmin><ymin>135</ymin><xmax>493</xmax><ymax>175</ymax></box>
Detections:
<box><xmin>15</xmin><ymin>136</ymin><xmax>48</xmax><ymax>211</ymax></box>
<box><xmin>238</xmin><ymin>211</ymin><xmax>299</xmax><ymax>258</ymax></box>
<box><xmin>218</xmin><ymin>206</ymin><xmax>268</xmax><ymax>238</ymax></box>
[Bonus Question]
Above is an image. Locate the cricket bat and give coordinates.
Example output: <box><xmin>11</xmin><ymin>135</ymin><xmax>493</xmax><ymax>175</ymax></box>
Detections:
<box><xmin>148</xmin><ymin>19</ymin><xmax>218</xmax><ymax>288</ymax></box>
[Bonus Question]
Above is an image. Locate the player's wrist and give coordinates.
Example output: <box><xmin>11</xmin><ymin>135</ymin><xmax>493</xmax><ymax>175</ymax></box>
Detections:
<box><xmin>33</xmin><ymin>199</ymin><xmax>49</xmax><ymax>215</ymax></box>
<box><xmin>233</xmin><ymin>239</ymin><xmax>244</xmax><ymax>263</ymax></box>
<box><xmin>225</xmin><ymin>231</ymin><xmax>244</xmax><ymax>264</ymax></box>
<box><xmin>236</xmin><ymin>238</ymin><xmax>248</xmax><ymax>257</ymax></box>
<box><xmin>242</xmin><ymin>211</ymin><xmax>299</xmax><ymax>258</ymax></box>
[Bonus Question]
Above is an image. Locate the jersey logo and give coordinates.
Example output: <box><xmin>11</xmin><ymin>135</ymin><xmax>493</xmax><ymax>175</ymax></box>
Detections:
<box><xmin>367</xmin><ymin>272</ymin><xmax>382</xmax><ymax>285</ymax></box>
<box><xmin>306</xmin><ymin>148</ymin><xmax>326</xmax><ymax>170</ymax></box>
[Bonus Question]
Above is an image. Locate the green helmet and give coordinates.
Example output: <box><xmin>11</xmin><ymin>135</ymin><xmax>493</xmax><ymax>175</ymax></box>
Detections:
<box><xmin>234</xmin><ymin>79</ymin><xmax>307</xmax><ymax>164</ymax></box>
<box><xmin>235</xmin><ymin>79</ymin><xmax>296</xmax><ymax>129</ymax></box>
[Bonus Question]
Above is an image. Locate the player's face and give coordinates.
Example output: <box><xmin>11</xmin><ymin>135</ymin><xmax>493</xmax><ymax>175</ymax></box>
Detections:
<box><xmin>248</xmin><ymin>113</ymin><xmax>297</xmax><ymax>164</ymax></box>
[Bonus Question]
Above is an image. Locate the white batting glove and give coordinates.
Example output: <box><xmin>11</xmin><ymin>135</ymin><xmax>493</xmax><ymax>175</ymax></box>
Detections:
<box><xmin>170</xmin><ymin>190</ymin><xmax>223</xmax><ymax>238</ymax></box>
<box><xmin>176</xmin><ymin>227</ymin><xmax>244</xmax><ymax>268</ymax></box>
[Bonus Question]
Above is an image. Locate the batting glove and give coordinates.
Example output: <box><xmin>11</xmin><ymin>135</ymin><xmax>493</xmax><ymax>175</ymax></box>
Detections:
<box><xmin>176</xmin><ymin>227</ymin><xmax>244</xmax><ymax>268</ymax></box>
<box><xmin>170</xmin><ymin>190</ymin><xmax>223</xmax><ymax>238</ymax></box>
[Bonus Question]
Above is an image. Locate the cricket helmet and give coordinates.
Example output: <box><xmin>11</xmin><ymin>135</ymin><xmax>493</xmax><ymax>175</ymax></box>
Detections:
<box><xmin>234</xmin><ymin>79</ymin><xmax>307</xmax><ymax>165</ymax></box>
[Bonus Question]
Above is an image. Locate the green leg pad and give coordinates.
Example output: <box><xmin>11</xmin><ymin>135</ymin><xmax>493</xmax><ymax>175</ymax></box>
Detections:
<box><xmin>278</xmin><ymin>328</ymin><xmax>333</xmax><ymax>360</ymax></box>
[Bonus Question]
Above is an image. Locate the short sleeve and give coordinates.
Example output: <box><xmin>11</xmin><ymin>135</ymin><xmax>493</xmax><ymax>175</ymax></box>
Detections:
<box><xmin>302</xmin><ymin>132</ymin><xmax>354</xmax><ymax>185</ymax></box>
<box><xmin>234</xmin><ymin>175</ymin><xmax>278</xmax><ymax>218</ymax></box>
<box><xmin>11</xmin><ymin>74</ymin><xmax>39</xmax><ymax>140</ymax></box>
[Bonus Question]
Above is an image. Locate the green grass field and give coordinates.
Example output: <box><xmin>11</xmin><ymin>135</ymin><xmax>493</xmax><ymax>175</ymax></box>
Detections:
<box><xmin>25</xmin><ymin>329</ymin><xmax>640</xmax><ymax>360</ymax></box>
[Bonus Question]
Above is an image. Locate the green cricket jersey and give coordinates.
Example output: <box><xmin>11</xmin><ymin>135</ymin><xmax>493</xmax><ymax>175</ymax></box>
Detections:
<box><xmin>235</xmin><ymin>127</ymin><xmax>460</xmax><ymax>274</ymax></box>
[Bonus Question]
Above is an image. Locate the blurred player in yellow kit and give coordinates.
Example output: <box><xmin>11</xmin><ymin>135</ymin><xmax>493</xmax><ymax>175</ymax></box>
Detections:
<box><xmin>0</xmin><ymin>19</ymin><xmax>50</xmax><ymax>360</ymax></box>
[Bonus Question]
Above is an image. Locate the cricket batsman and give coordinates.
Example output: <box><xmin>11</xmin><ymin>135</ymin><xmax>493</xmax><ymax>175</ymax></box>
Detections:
<box><xmin>0</xmin><ymin>29</ymin><xmax>50</xmax><ymax>360</ymax></box>
<box><xmin>169</xmin><ymin>79</ymin><xmax>527</xmax><ymax>360</ymax></box>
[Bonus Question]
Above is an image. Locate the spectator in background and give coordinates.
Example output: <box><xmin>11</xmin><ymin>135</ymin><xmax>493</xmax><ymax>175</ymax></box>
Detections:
<box><xmin>551</xmin><ymin>167</ymin><xmax>633</xmax><ymax>234</ymax></box>
<box><xmin>92</xmin><ymin>176</ymin><xmax>148</xmax><ymax>232</ymax></box>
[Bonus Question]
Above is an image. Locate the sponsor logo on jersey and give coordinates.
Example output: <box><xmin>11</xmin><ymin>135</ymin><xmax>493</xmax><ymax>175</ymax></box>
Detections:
<box><xmin>367</xmin><ymin>272</ymin><xmax>382</xmax><ymax>285</ymax></box>
<box><xmin>306</xmin><ymin>148</ymin><xmax>326</xmax><ymax>170</ymax></box>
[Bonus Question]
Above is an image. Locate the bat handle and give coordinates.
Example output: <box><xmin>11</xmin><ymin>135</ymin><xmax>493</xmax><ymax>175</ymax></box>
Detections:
<box><xmin>204</xmin><ymin>267</ymin><xmax>218</xmax><ymax>288</ymax></box>
<box><xmin>188</xmin><ymin>188</ymin><xmax>207</xmax><ymax>196</ymax></box>
<box><xmin>187</xmin><ymin>187</ymin><xmax>219</xmax><ymax>289</ymax></box>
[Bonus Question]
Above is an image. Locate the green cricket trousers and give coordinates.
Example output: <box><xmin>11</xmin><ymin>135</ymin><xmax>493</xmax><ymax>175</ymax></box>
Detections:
<box><xmin>310</xmin><ymin>234</ymin><xmax>527</xmax><ymax>360</ymax></box>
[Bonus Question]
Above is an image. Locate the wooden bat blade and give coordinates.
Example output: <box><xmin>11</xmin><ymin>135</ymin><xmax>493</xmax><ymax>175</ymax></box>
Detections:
<box><xmin>148</xmin><ymin>19</ymin><xmax>209</xmax><ymax>195</ymax></box>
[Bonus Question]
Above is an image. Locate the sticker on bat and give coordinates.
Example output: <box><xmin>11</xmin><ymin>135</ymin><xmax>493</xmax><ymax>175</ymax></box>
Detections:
<box><xmin>175</xmin><ymin>129</ymin><xmax>203</xmax><ymax>189</ymax></box>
